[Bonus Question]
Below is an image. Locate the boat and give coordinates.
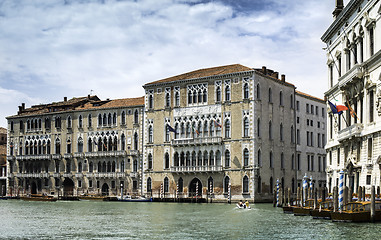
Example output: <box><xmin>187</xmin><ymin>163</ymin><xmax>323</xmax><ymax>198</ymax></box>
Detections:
<box><xmin>282</xmin><ymin>205</ymin><xmax>294</xmax><ymax>214</ymax></box>
<box><xmin>20</xmin><ymin>194</ymin><xmax>57</xmax><ymax>202</ymax></box>
<box><xmin>310</xmin><ymin>200</ymin><xmax>333</xmax><ymax>220</ymax></box>
<box><xmin>78</xmin><ymin>194</ymin><xmax>106</xmax><ymax>201</ymax></box>
<box><xmin>293</xmin><ymin>199</ymin><xmax>315</xmax><ymax>216</ymax></box>
<box><xmin>236</xmin><ymin>203</ymin><xmax>251</xmax><ymax>209</ymax></box>
<box><xmin>330</xmin><ymin>201</ymin><xmax>381</xmax><ymax>222</ymax></box>
<box><xmin>117</xmin><ymin>195</ymin><xmax>152</xmax><ymax>202</ymax></box>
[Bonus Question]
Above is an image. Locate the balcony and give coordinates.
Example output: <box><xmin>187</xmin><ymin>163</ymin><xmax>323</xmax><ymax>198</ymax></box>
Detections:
<box><xmin>338</xmin><ymin>64</ymin><xmax>363</xmax><ymax>88</ymax></box>
<box><xmin>41</xmin><ymin>173</ymin><xmax>50</xmax><ymax>178</ymax></box>
<box><xmin>74</xmin><ymin>152</ymin><xmax>85</xmax><ymax>158</ymax></box>
<box><xmin>6</xmin><ymin>156</ymin><xmax>15</xmax><ymax>161</ymax></box>
<box><xmin>171</xmin><ymin>165</ymin><xmax>223</xmax><ymax>173</ymax></box>
<box><xmin>84</xmin><ymin>151</ymin><xmax>127</xmax><ymax>158</ymax></box>
<box><xmin>337</xmin><ymin>123</ymin><xmax>363</xmax><ymax>142</ymax></box>
<box><xmin>63</xmin><ymin>173</ymin><xmax>72</xmax><ymax>178</ymax></box>
<box><xmin>130</xmin><ymin>172</ymin><xmax>139</xmax><ymax>178</ymax></box>
<box><xmin>93</xmin><ymin>172</ymin><xmax>117</xmax><ymax>178</ymax></box>
<box><xmin>53</xmin><ymin>173</ymin><xmax>61</xmax><ymax>178</ymax></box>
<box><xmin>64</xmin><ymin>153</ymin><xmax>73</xmax><ymax>159</ymax></box>
<box><xmin>129</xmin><ymin>150</ymin><xmax>139</xmax><ymax>156</ymax></box>
<box><xmin>51</xmin><ymin>154</ymin><xmax>61</xmax><ymax>160</ymax></box>
<box><xmin>75</xmin><ymin>173</ymin><xmax>83</xmax><ymax>178</ymax></box>
<box><xmin>171</xmin><ymin>137</ymin><xmax>222</xmax><ymax>147</ymax></box>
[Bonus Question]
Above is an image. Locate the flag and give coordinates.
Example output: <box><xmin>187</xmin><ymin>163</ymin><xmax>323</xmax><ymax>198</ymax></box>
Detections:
<box><xmin>328</xmin><ymin>101</ymin><xmax>347</xmax><ymax>115</ymax></box>
<box><xmin>167</xmin><ymin>125</ymin><xmax>176</xmax><ymax>133</ymax></box>
<box><xmin>346</xmin><ymin>100</ymin><xmax>359</xmax><ymax>120</ymax></box>
<box><xmin>94</xmin><ymin>140</ymin><xmax>98</xmax><ymax>145</ymax></box>
<box><xmin>103</xmin><ymin>142</ymin><xmax>107</xmax><ymax>150</ymax></box>
<box><xmin>192</xmin><ymin>126</ymin><xmax>200</xmax><ymax>135</ymax></box>
<box><xmin>214</xmin><ymin>120</ymin><xmax>222</xmax><ymax>128</ymax></box>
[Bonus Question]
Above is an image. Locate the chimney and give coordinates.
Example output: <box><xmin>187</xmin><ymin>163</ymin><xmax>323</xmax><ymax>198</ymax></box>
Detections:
<box><xmin>272</xmin><ymin>72</ymin><xmax>279</xmax><ymax>79</ymax></box>
<box><xmin>262</xmin><ymin>66</ymin><xmax>267</xmax><ymax>75</ymax></box>
<box><xmin>64</xmin><ymin>97</ymin><xmax>67</xmax><ymax>102</ymax></box>
<box><xmin>22</xmin><ymin>103</ymin><xmax>25</xmax><ymax>110</ymax></box>
<box><xmin>88</xmin><ymin>94</ymin><xmax>90</xmax><ymax>99</ymax></box>
<box><xmin>333</xmin><ymin>0</ymin><xmax>344</xmax><ymax>19</ymax></box>
<box><xmin>281</xmin><ymin>74</ymin><xmax>286</xmax><ymax>82</ymax></box>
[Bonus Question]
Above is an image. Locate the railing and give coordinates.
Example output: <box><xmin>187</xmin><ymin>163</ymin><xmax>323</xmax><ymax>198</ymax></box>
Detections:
<box><xmin>84</xmin><ymin>151</ymin><xmax>127</xmax><ymax>158</ymax></box>
<box><xmin>171</xmin><ymin>165</ymin><xmax>223</xmax><ymax>173</ymax></box>
<box><xmin>64</xmin><ymin>153</ymin><xmax>73</xmax><ymax>159</ymax></box>
<box><xmin>130</xmin><ymin>172</ymin><xmax>139</xmax><ymax>178</ymax></box>
<box><xmin>337</xmin><ymin>123</ymin><xmax>363</xmax><ymax>142</ymax></box>
<box><xmin>75</xmin><ymin>173</ymin><xmax>83</xmax><ymax>178</ymax></box>
<box><xmin>51</xmin><ymin>154</ymin><xmax>61</xmax><ymax>160</ymax></box>
<box><xmin>63</xmin><ymin>173</ymin><xmax>72</xmax><ymax>178</ymax></box>
<box><xmin>6</xmin><ymin>156</ymin><xmax>15</xmax><ymax>161</ymax></box>
<box><xmin>74</xmin><ymin>152</ymin><xmax>85</xmax><ymax>158</ymax></box>
<box><xmin>53</xmin><ymin>173</ymin><xmax>61</xmax><ymax>178</ymax></box>
<box><xmin>129</xmin><ymin>150</ymin><xmax>139</xmax><ymax>156</ymax></box>
<box><xmin>94</xmin><ymin>172</ymin><xmax>117</xmax><ymax>178</ymax></box>
<box><xmin>41</xmin><ymin>173</ymin><xmax>49</xmax><ymax>178</ymax></box>
<box><xmin>171</xmin><ymin>136</ymin><xmax>222</xmax><ymax>146</ymax></box>
<box><xmin>338</xmin><ymin>64</ymin><xmax>363</xmax><ymax>88</ymax></box>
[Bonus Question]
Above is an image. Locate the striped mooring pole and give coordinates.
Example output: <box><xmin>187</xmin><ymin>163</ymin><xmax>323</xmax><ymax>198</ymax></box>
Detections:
<box><xmin>339</xmin><ymin>170</ymin><xmax>344</xmax><ymax>211</ymax></box>
<box><xmin>228</xmin><ymin>182</ymin><xmax>231</xmax><ymax>204</ymax></box>
<box><xmin>310</xmin><ymin>176</ymin><xmax>313</xmax><ymax>199</ymax></box>
<box><xmin>160</xmin><ymin>183</ymin><xmax>163</xmax><ymax>199</ymax></box>
<box><xmin>176</xmin><ymin>183</ymin><xmax>179</xmax><ymax>199</ymax></box>
<box><xmin>303</xmin><ymin>174</ymin><xmax>308</xmax><ymax>206</ymax></box>
<box><xmin>276</xmin><ymin>179</ymin><xmax>280</xmax><ymax>207</ymax></box>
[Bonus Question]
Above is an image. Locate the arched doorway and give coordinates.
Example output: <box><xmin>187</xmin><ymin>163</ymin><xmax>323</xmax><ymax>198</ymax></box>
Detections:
<box><xmin>63</xmin><ymin>178</ymin><xmax>74</xmax><ymax>196</ymax></box>
<box><xmin>101</xmin><ymin>183</ymin><xmax>109</xmax><ymax>196</ymax></box>
<box><xmin>31</xmin><ymin>182</ymin><xmax>37</xmax><ymax>194</ymax></box>
<box><xmin>189</xmin><ymin>178</ymin><xmax>202</xmax><ymax>197</ymax></box>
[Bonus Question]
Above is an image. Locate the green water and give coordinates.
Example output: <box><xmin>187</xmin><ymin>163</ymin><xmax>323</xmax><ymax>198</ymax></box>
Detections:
<box><xmin>0</xmin><ymin>200</ymin><xmax>380</xmax><ymax>239</ymax></box>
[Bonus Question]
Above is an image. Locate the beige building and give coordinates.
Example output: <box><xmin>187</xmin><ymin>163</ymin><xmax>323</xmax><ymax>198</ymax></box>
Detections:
<box><xmin>142</xmin><ymin>64</ymin><xmax>298</xmax><ymax>202</ymax></box>
<box><xmin>6</xmin><ymin>95</ymin><xmax>144</xmax><ymax>197</ymax></box>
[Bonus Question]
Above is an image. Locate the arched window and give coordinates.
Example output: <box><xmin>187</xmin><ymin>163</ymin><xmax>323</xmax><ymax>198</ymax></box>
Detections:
<box><xmin>77</xmin><ymin>138</ymin><xmax>83</xmax><ymax>153</ymax></box>
<box><xmin>186</xmin><ymin>122</ymin><xmax>191</xmax><ymax>138</ymax></box>
<box><xmin>197</xmin><ymin>151</ymin><xmax>202</xmax><ymax>166</ymax></box>
<box><xmin>174</xmin><ymin>152</ymin><xmax>179</xmax><ymax>167</ymax></box>
<box><xmin>290</xmin><ymin>94</ymin><xmax>294</xmax><ymax>108</ymax></box>
<box><xmin>224</xmin><ymin>176</ymin><xmax>230</xmax><ymax>193</ymax></box>
<box><xmin>165</xmin><ymin>93</ymin><xmax>171</xmax><ymax>108</ymax></box>
<box><xmin>98</xmin><ymin>114</ymin><xmax>102</xmax><ymax>126</ymax></box>
<box><xmin>203</xmin><ymin>151</ymin><xmax>208</xmax><ymax>166</ymax></box>
<box><xmin>193</xmin><ymin>90</ymin><xmax>197</xmax><ymax>103</ymax></box>
<box><xmin>280</xmin><ymin>123</ymin><xmax>283</xmax><ymax>141</ymax></box>
<box><xmin>112</xmin><ymin>161</ymin><xmax>116</xmax><ymax>172</ymax></box>
<box><xmin>202</xmin><ymin>89</ymin><xmax>207</xmax><ymax>102</ymax></box>
<box><xmin>121</xmin><ymin>160</ymin><xmax>125</xmax><ymax>172</ymax></box>
<box><xmin>225</xmin><ymin>85</ymin><xmax>231</xmax><ymax>101</ymax></box>
<box><xmin>225</xmin><ymin>150</ymin><xmax>230</xmax><ymax>167</ymax></box>
<box><xmin>279</xmin><ymin>91</ymin><xmax>283</xmax><ymax>106</ymax></box>
<box><xmin>216</xmin><ymin>86</ymin><xmax>221</xmax><ymax>102</ymax></box>
<box><xmin>270</xmin><ymin>151</ymin><xmax>273</xmax><ymax>168</ymax></box>
<box><xmin>174</xmin><ymin>123</ymin><xmax>179</xmax><ymax>139</ymax></box>
<box><xmin>165</xmin><ymin>153</ymin><xmax>170</xmax><ymax>169</ymax></box>
<box><xmin>121</xmin><ymin>111</ymin><xmax>126</xmax><ymax>125</ymax></box>
<box><xmin>103</xmin><ymin>113</ymin><xmax>107</xmax><ymax>126</ymax></box>
<box><xmin>186</xmin><ymin>152</ymin><xmax>191</xmax><ymax>166</ymax></box>
<box><xmin>178</xmin><ymin>177</ymin><xmax>183</xmax><ymax>193</ymax></box>
<box><xmin>256</xmin><ymin>83</ymin><xmax>261</xmax><ymax>99</ymax></box>
<box><xmin>188</xmin><ymin>90</ymin><xmax>192</xmax><ymax>104</ymax></box>
<box><xmin>148</xmin><ymin>153</ymin><xmax>153</xmax><ymax>170</ymax></box>
<box><xmin>243</xmin><ymin>176</ymin><xmax>249</xmax><ymax>193</ymax></box>
<box><xmin>164</xmin><ymin>177</ymin><xmax>169</xmax><ymax>193</ymax></box>
<box><xmin>291</xmin><ymin>154</ymin><xmax>295</xmax><ymax>170</ymax></box>
<box><xmin>107</xmin><ymin>161</ymin><xmax>111</xmax><ymax>172</ymax></box>
<box><xmin>147</xmin><ymin>177</ymin><xmax>152</xmax><ymax>192</ymax></box>
<box><xmin>243</xmin><ymin>117</ymin><xmax>249</xmax><ymax>137</ymax></box>
<box><xmin>203</xmin><ymin>121</ymin><xmax>208</xmax><ymax>137</ymax></box>
<box><xmin>89</xmin><ymin>162</ymin><xmax>94</xmax><ymax>172</ymax></box>
<box><xmin>192</xmin><ymin>151</ymin><xmax>196</xmax><ymax>166</ymax></box>
<box><xmin>215</xmin><ymin>150</ymin><xmax>221</xmax><ymax>166</ymax></box>
<box><xmin>67</xmin><ymin>116</ymin><xmax>72</xmax><ymax>128</ymax></box>
<box><xmin>121</xmin><ymin>134</ymin><xmax>126</xmax><ymax>151</ymax></box>
<box><xmin>175</xmin><ymin>92</ymin><xmax>180</xmax><ymax>107</ymax></box>
<box><xmin>98</xmin><ymin>138</ymin><xmax>102</xmax><ymax>152</ymax></box>
<box><xmin>291</xmin><ymin>125</ymin><xmax>295</xmax><ymax>143</ymax></box>
<box><xmin>209</xmin><ymin>151</ymin><xmax>214</xmax><ymax>166</ymax></box>
<box><xmin>78</xmin><ymin>162</ymin><xmax>82</xmax><ymax>173</ymax></box>
<box><xmin>198</xmin><ymin>89</ymin><xmax>202</xmax><ymax>103</ymax></box>
<box><xmin>133</xmin><ymin>160</ymin><xmax>138</xmax><ymax>172</ymax></box>
<box><xmin>243</xmin><ymin>83</ymin><xmax>249</xmax><ymax>99</ymax></box>
<box><xmin>209</xmin><ymin>121</ymin><xmax>214</xmax><ymax>137</ymax></box>
<box><xmin>78</xmin><ymin>115</ymin><xmax>83</xmax><ymax>128</ymax></box>
<box><xmin>148</xmin><ymin>126</ymin><xmax>153</xmax><ymax>143</ymax></box>
<box><xmin>149</xmin><ymin>95</ymin><xmax>154</xmax><ymax>109</ymax></box>
<box><xmin>97</xmin><ymin>162</ymin><xmax>102</xmax><ymax>172</ymax></box>
<box><xmin>180</xmin><ymin>123</ymin><xmax>185</xmax><ymax>138</ymax></box>
<box><xmin>243</xmin><ymin>148</ymin><xmax>249</xmax><ymax>166</ymax></box>
<box><xmin>108</xmin><ymin>113</ymin><xmax>112</xmax><ymax>126</ymax></box>
<box><xmin>88</xmin><ymin>114</ymin><xmax>92</xmax><ymax>128</ymax></box>
<box><xmin>134</xmin><ymin>132</ymin><xmax>138</xmax><ymax>150</ymax></box>
<box><xmin>134</xmin><ymin>110</ymin><xmax>139</xmax><ymax>124</ymax></box>
<box><xmin>268</xmin><ymin>87</ymin><xmax>272</xmax><ymax>103</ymax></box>
<box><xmin>220</xmin><ymin>119</ymin><xmax>229</xmax><ymax>138</ymax></box>
<box><xmin>257</xmin><ymin>149</ymin><xmax>261</xmax><ymax>167</ymax></box>
<box><xmin>281</xmin><ymin>152</ymin><xmax>284</xmax><ymax>169</ymax></box>
<box><xmin>269</xmin><ymin>121</ymin><xmax>272</xmax><ymax>139</ymax></box>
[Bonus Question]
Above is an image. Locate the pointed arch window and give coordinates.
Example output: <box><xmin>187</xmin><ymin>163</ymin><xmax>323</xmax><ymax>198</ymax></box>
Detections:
<box><xmin>165</xmin><ymin>152</ymin><xmax>170</xmax><ymax>169</ymax></box>
<box><xmin>243</xmin><ymin>117</ymin><xmax>249</xmax><ymax>137</ymax></box>
<box><xmin>178</xmin><ymin>177</ymin><xmax>183</xmax><ymax>193</ymax></box>
<box><xmin>225</xmin><ymin>119</ymin><xmax>230</xmax><ymax>138</ymax></box>
<box><xmin>148</xmin><ymin>126</ymin><xmax>153</xmax><ymax>143</ymax></box>
<box><xmin>134</xmin><ymin>110</ymin><xmax>139</xmax><ymax>124</ymax></box>
<box><xmin>88</xmin><ymin>114</ymin><xmax>92</xmax><ymax>128</ymax></box>
<box><xmin>243</xmin><ymin>83</ymin><xmax>249</xmax><ymax>99</ymax></box>
<box><xmin>225</xmin><ymin>85</ymin><xmax>231</xmax><ymax>101</ymax></box>
<box><xmin>147</xmin><ymin>177</ymin><xmax>152</xmax><ymax>193</ymax></box>
<box><xmin>78</xmin><ymin>115</ymin><xmax>83</xmax><ymax>128</ymax></box>
<box><xmin>164</xmin><ymin>177</ymin><xmax>169</xmax><ymax>193</ymax></box>
<box><xmin>224</xmin><ymin>176</ymin><xmax>230</xmax><ymax>193</ymax></box>
<box><xmin>67</xmin><ymin>116</ymin><xmax>72</xmax><ymax>129</ymax></box>
<box><xmin>165</xmin><ymin>92</ymin><xmax>171</xmax><ymax>108</ymax></box>
<box><xmin>121</xmin><ymin>111</ymin><xmax>126</xmax><ymax>125</ymax></box>
<box><xmin>243</xmin><ymin>148</ymin><xmax>249</xmax><ymax>166</ymax></box>
<box><xmin>175</xmin><ymin>92</ymin><xmax>180</xmax><ymax>107</ymax></box>
<box><xmin>216</xmin><ymin>86</ymin><xmax>221</xmax><ymax>102</ymax></box>
<box><xmin>225</xmin><ymin>150</ymin><xmax>230</xmax><ymax>167</ymax></box>
<box><xmin>121</xmin><ymin>134</ymin><xmax>126</xmax><ymax>151</ymax></box>
<box><xmin>134</xmin><ymin>132</ymin><xmax>139</xmax><ymax>150</ymax></box>
<box><xmin>243</xmin><ymin>176</ymin><xmax>249</xmax><ymax>193</ymax></box>
<box><xmin>98</xmin><ymin>114</ymin><xmax>102</xmax><ymax>126</ymax></box>
<box><xmin>149</xmin><ymin>95</ymin><xmax>154</xmax><ymax>109</ymax></box>
<box><xmin>148</xmin><ymin>153</ymin><xmax>153</xmax><ymax>170</ymax></box>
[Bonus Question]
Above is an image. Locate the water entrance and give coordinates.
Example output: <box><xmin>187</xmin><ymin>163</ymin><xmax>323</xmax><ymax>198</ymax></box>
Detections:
<box><xmin>189</xmin><ymin>178</ymin><xmax>202</xmax><ymax>197</ymax></box>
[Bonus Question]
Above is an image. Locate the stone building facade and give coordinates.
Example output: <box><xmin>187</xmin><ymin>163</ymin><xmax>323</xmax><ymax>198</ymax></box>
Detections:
<box><xmin>6</xmin><ymin>96</ymin><xmax>144</xmax><ymax>197</ymax></box>
<box><xmin>322</xmin><ymin>0</ymin><xmax>381</xmax><ymax>193</ymax></box>
<box><xmin>295</xmin><ymin>91</ymin><xmax>327</xmax><ymax>189</ymax></box>
<box><xmin>141</xmin><ymin>64</ymin><xmax>299</xmax><ymax>202</ymax></box>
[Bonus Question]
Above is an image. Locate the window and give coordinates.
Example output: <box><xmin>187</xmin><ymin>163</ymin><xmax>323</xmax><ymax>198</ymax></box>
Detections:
<box><xmin>225</xmin><ymin>150</ymin><xmax>230</xmax><ymax>167</ymax></box>
<box><xmin>165</xmin><ymin>88</ymin><xmax>171</xmax><ymax>108</ymax></box>
<box><xmin>89</xmin><ymin>162</ymin><xmax>93</xmax><ymax>172</ymax></box>
<box><xmin>148</xmin><ymin>154</ymin><xmax>153</xmax><ymax>170</ymax></box>
<box><xmin>134</xmin><ymin>110</ymin><xmax>139</xmax><ymax>124</ymax></box>
<box><xmin>269</xmin><ymin>121</ymin><xmax>272</xmax><ymax>139</ymax></box>
<box><xmin>147</xmin><ymin>177</ymin><xmax>152</xmax><ymax>192</ymax></box>
<box><xmin>280</xmin><ymin>123</ymin><xmax>283</xmax><ymax>141</ymax></box>
<box><xmin>148</xmin><ymin>126</ymin><xmax>153</xmax><ymax>143</ymax></box>
<box><xmin>133</xmin><ymin>159</ymin><xmax>138</xmax><ymax>172</ymax></box>
<box><xmin>296</xmin><ymin>101</ymin><xmax>300</xmax><ymax>111</ymax></box>
<box><xmin>368</xmin><ymin>138</ymin><xmax>373</xmax><ymax>160</ymax></box>
<box><xmin>165</xmin><ymin>153</ymin><xmax>170</xmax><ymax>169</ymax></box>
<box><xmin>174</xmin><ymin>86</ymin><xmax>180</xmax><ymax>107</ymax></box>
<box><xmin>243</xmin><ymin>118</ymin><xmax>249</xmax><ymax>137</ymax></box>
<box><xmin>178</xmin><ymin>177</ymin><xmax>183</xmax><ymax>193</ymax></box>
<box><xmin>121</xmin><ymin>111</ymin><xmax>126</xmax><ymax>125</ymax></box>
<box><xmin>44</xmin><ymin>118</ymin><xmax>50</xmax><ymax>130</ymax></box>
<box><xmin>290</xmin><ymin>94</ymin><xmax>294</xmax><ymax>109</ymax></box>
<box><xmin>121</xmin><ymin>134</ymin><xmax>126</xmax><ymax>151</ymax></box>
<box><xmin>291</xmin><ymin>154</ymin><xmax>295</xmax><ymax>170</ymax></box>
<box><xmin>256</xmin><ymin>84</ymin><xmax>260</xmax><ymax>99</ymax></box>
<box><xmin>270</xmin><ymin>151</ymin><xmax>273</xmax><ymax>168</ymax></box>
<box><xmin>369</xmin><ymin>27</ymin><xmax>374</xmax><ymax>56</ymax></box>
<box><xmin>225</xmin><ymin>120</ymin><xmax>231</xmax><ymax>138</ymax></box>
<box><xmin>243</xmin><ymin>176</ymin><xmax>249</xmax><ymax>193</ymax></box>
<box><xmin>225</xmin><ymin>85</ymin><xmax>231</xmax><ymax>101</ymax></box>
<box><xmin>337</xmin><ymin>148</ymin><xmax>341</xmax><ymax>166</ymax></box>
<box><xmin>268</xmin><ymin>88</ymin><xmax>272</xmax><ymax>103</ymax></box>
<box><xmin>134</xmin><ymin>132</ymin><xmax>138</xmax><ymax>150</ymax></box>
<box><xmin>281</xmin><ymin>152</ymin><xmax>284</xmax><ymax>169</ymax></box>
<box><xmin>78</xmin><ymin>115</ymin><xmax>83</xmax><ymax>128</ymax></box>
<box><xmin>55</xmin><ymin>117</ymin><xmax>61</xmax><ymax>129</ymax></box>
<box><xmin>297</xmin><ymin>153</ymin><xmax>301</xmax><ymax>170</ymax></box>
<box><xmin>88</xmin><ymin>114</ymin><xmax>92</xmax><ymax>128</ymax></box>
<box><xmin>257</xmin><ymin>149</ymin><xmax>261</xmax><ymax>167</ymax></box>
<box><xmin>366</xmin><ymin>175</ymin><xmax>371</xmax><ymax>185</ymax></box>
<box><xmin>338</xmin><ymin>54</ymin><xmax>342</xmax><ymax>77</ymax></box>
<box><xmin>243</xmin><ymin>83</ymin><xmax>249</xmax><ymax>99</ymax></box>
<box><xmin>329</xmin><ymin>64</ymin><xmax>334</xmax><ymax>87</ymax></box>
<box><xmin>67</xmin><ymin>116</ymin><xmax>72</xmax><ymax>128</ymax></box>
<box><xmin>243</xmin><ymin>148</ymin><xmax>249</xmax><ymax>166</ymax></box>
<box><xmin>78</xmin><ymin>162</ymin><xmax>82</xmax><ymax>173</ymax></box>
<box><xmin>279</xmin><ymin>91</ymin><xmax>283</xmax><ymax>106</ymax></box>
<box><xmin>148</xmin><ymin>94</ymin><xmax>154</xmax><ymax>109</ymax></box>
<box><xmin>306</xmin><ymin>103</ymin><xmax>309</xmax><ymax>113</ymax></box>
<box><xmin>216</xmin><ymin>86</ymin><xmax>221</xmax><ymax>102</ymax></box>
<box><xmin>165</xmin><ymin>125</ymin><xmax>170</xmax><ymax>142</ymax></box>
<box><xmin>369</xmin><ymin>89</ymin><xmax>374</xmax><ymax>123</ymax></box>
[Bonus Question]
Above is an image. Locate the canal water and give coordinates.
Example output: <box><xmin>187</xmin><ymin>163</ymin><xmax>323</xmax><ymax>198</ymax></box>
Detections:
<box><xmin>0</xmin><ymin>200</ymin><xmax>380</xmax><ymax>239</ymax></box>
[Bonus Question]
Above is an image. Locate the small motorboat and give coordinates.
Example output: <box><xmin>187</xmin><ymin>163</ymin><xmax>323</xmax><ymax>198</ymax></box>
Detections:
<box><xmin>78</xmin><ymin>194</ymin><xmax>106</xmax><ymax>201</ymax></box>
<box><xmin>20</xmin><ymin>194</ymin><xmax>57</xmax><ymax>202</ymax></box>
<box><xmin>236</xmin><ymin>203</ymin><xmax>251</xmax><ymax>209</ymax></box>
<box><xmin>310</xmin><ymin>200</ymin><xmax>333</xmax><ymax>220</ymax></box>
<box><xmin>117</xmin><ymin>195</ymin><xmax>152</xmax><ymax>202</ymax></box>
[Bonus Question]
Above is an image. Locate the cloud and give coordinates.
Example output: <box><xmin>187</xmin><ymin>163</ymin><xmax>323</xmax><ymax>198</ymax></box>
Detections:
<box><xmin>0</xmin><ymin>0</ymin><xmax>335</xmax><ymax>127</ymax></box>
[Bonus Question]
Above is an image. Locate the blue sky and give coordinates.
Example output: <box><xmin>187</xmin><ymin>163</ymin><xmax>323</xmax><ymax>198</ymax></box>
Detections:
<box><xmin>0</xmin><ymin>0</ymin><xmax>341</xmax><ymax>127</ymax></box>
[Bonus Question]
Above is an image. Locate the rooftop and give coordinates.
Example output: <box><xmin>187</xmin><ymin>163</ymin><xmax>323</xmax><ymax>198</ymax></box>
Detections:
<box><xmin>296</xmin><ymin>90</ymin><xmax>325</xmax><ymax>103</ymax></box>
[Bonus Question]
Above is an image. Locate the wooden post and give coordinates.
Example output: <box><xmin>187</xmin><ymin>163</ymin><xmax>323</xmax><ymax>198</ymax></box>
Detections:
<box><xmin>322</xmin><ymin>187</ymin><xmax>326</xmax><ymax>202</ymax></box>
<box><xmin>343</xmin><ymin>186</ymin><xmax>348</xmax><ymax>206</ymax></box>
<box><xmin>287</xmin><ymin>188</ymin><xmax>291</xmax><ymax>206</ymax></box>
<box><xmin>362</xmin><ymin>187</ymin><xmax>366</xmax><ymax>201</ymax></box>
<box><xmin>348</xmin><ymin>187</ymin><xmax>353</xmax><ymax>203</ymax></box>
<box><xmin>333</xmin><ymin>186</ymin><xmax>338</xmax><ymax>212</ymax></box>
<box><xmin>313</xmin><ymin>188</ymin><xmax>318</xmax><ymax>209</ymax></box>
<box><xmin>273</xmin><ymin>189</ymin><xmax>276</xmax><ymax>207</ymax></box>
<box><xmin>358</xmin><ymin>186</ymin><xmax>362</xmax><ymax>201</ymax></box>
<box><xmin>371</xmin><ymin>186</ymin><xmax>376</xmax><ymax>223</ymax></box>
<box><xmin>296</xmin><ymin>187</ymin><xmax>300</xmax><ymax>206</ymax></box>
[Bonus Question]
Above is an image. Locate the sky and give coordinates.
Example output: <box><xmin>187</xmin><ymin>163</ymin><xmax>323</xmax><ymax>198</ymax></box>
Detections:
<box><xmin>0</xmin><ymin>0</ymin><xmax>344</xmax><ymax>128</ymax></box>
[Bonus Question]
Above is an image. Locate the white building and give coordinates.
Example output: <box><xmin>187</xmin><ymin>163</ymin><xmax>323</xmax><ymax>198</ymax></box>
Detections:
<box><xmin>322</xmin><ymin>0</ymin><xmax>381</xmax><ymax>193</ymax></box>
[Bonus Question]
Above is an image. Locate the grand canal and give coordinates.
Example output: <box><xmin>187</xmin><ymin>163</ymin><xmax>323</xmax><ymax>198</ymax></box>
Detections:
<box><xmin>1</xmin><ymin>200</ymin><xmax>380</xmax><ymax>239</ymax></box>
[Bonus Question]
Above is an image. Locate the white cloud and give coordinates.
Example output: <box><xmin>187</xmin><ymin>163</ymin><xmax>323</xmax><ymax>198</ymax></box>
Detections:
<box><xmin>0</xmin><ymin>0</ymin><xmax>336</xmax><ymax>127</ymax></box>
